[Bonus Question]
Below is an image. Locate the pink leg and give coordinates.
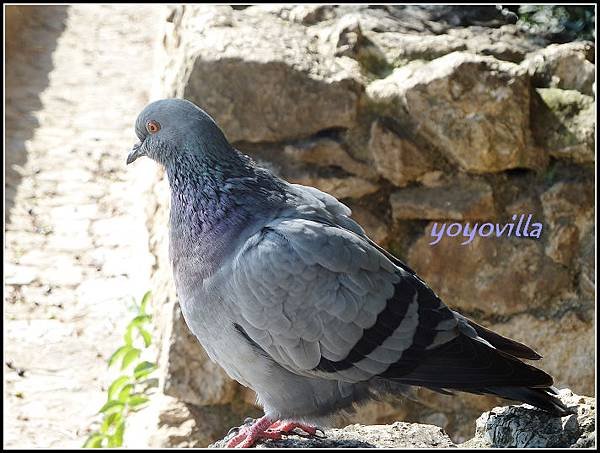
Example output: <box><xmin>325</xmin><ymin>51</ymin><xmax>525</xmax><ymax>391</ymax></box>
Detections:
<box><xmin>226</xmin><ymin>416</ymin><xmax>278</xmax><ymax>448</ymax></box>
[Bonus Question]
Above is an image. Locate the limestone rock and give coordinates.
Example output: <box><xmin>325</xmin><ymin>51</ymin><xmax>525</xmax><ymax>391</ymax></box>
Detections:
<box><xmin>158</xmin><ymin>5</ymin><xmax>361</xmax><ymax>143</ymax></box>
<box><xmin>446</xmin><ymin>25</ymin><xmax>548</xmax><ymax>62</ymax></box>
<box><xmin>346</xmin><ymin>203</ymin><xmax>390</xmax><ymax>245</ymax></box>
<box><xmin>292</xmin><ymin>175</ymin><xmax>379</xmax><ymax>200</ymax></box>
<box><xmin>461</xmin><ymin>389</ymin><xmax>595</xmax><ymax>448</ymax></box>
<box><xmin>407</xmin><ymin>223</ymin><xmax>572</xmax><ymax>315</ymax></box>
<box><xmin>367</xmin><ymin>32</ymin><xmax>467</xmax><ymax>67</ymax></box>
<box><xmin>523</xmin><ymin>42</ymin><xmax>595</xmax><ymax>95</ymax></box>
<box><xmin>577</xmin><ymin>227</ymin><xmax>595</xmax><ymax>302</ymax></box>
<box><xmin>124</xmin><ymin>394</ymin><xmax>261</xmax><ymax>448</ymax></box>
<box><xmin>390</xmin><ymin>180</ymin><xmax>495</xmax><ymax>221</ymax></box>
<box><xmin>532</xmin><ymin>88</ymin><xmax>595</xmax><ymax>165</ymax></box>
<box><xmin>367</xmin><ymin>23</ymin><xmax>547</xmax><ymax>67</ymax></box>
<box><xmin>541</xmin><ymin>181</ymin><xmax>595</xmax><ymax>234</ymax></box>
<box><xmin>246</xmin><ymin>146</ymin><xmax>380</xmax><ymax>200</ymax></box>
<box><xmin>367</xmin><ymin>52</ymin><xmax>545</xmax><ymax>173</ymax></box>
<box><xmin>282</xmin><ymin>137</ymin><xmax>376</xmax><ymax>179</ymax></box>
<box><xmin>368</xmin><ymin>119</ymin><xmax>432</xmax><ymax>187</ymax></box>
<box><xmin>211</xmin><ymin>421</ymin><xmax>456</xmax><ymax>448</ymax></box>
<box><xmin>210</xmin><ymin>389</ymin><xmax>595</xmax><ymax>448</ymax></box>
<box><xmin>540</xmin><ymin>179</ymin><xmax>595</xmax><ymax>267</ymax></box>
<box><xmin>246</xmin><ymin>5</ymin><xmax>336</xmax><ymax>26</ymax></box>
<box><xmin>487</xmin><ymin>313</ymin><xmax>595</xmax><ymax>397</ymax></box>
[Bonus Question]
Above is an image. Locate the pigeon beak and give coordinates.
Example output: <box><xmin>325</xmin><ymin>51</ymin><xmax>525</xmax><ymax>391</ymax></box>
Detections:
<box><xmin>126</xmin><ymin>142</ymin><xmax>145</xmax><ymax>165</ymax></box>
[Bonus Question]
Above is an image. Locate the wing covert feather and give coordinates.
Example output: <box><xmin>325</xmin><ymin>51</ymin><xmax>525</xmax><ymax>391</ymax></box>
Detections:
<box><xmin>229</xmin><ymin>216</ymin><xmax>458</xmax><ymax>382</ymax></box>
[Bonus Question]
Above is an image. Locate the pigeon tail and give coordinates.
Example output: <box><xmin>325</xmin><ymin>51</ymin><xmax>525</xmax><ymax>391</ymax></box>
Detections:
<box><xmin>380</xmin><ymin>333</ymin><xmax>572</xmax><ymax>416</ymax></box>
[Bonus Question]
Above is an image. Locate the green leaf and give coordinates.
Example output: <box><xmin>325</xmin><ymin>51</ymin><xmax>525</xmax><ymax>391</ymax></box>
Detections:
<box><xmin>108</xmin><ymin>345</ymin><xmax>133</xmax><ymax>368</ymax></box>
<box><xmin>127</xmin><ymin>394</ymin><xmax>150</xmax><ymax>409</ymax></box>
<box><xmin>140</xmin><ymin>291</ymin><xmax>152</xmax><ymax>315</ymax></box>
<box><xmin>136</xmin><ymin>326</ymin><xmax>152</xmax><ymax>347</ymax></box>
<box><xmin>131</xmin><ymin>314</ymin><xmax>152</xmax><ymax>326</ymax></box>
<box><xmin>118</xmin><ymin>384</ymin><xmax>134</xmax><ymax>402</ymax></box>
<box><xmin>100</xmin><ymin>412</ymin><xmax>122</xmax><ymax>434</ymax></box>
<box><xmin>106</xmin><ymin>420</ymin><xmax>125</xmax><ymax>447</ymax></box>
<box><xmin>83</xmin><ymin>433</ymin><xmax>106</xmax><ymax>448</ymax></box>
<box><xmin>121</xmin><ymin>347</ymin><xmax>141</xmax><ymax>370</ymax></box>
<box><xmin>107</xmin><ymin>376</ymin><xmax>131</xmax><ymax>401</ymax></box>
<box><xmin>124</xmin><ymin>323</ymin><xmax>135</xmax><ymax>346</ymax></box>
<box><xmin>133</xmin><ymin>361</ymin><xmax>157</xmax><ymax>380</ymax></box>
<box><xmin>98</xmin><ymin>400</ymin><xmax>125</xmax><ymax>415</ymax></box>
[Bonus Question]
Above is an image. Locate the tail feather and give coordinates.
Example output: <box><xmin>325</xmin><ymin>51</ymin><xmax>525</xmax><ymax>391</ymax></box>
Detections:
<box><xmin>482</xmin><ymin>386</ymin><xmax>573</xmax><ymax>416</ymax></box>
<box><xmin>465</xmin><ymin>316</ymin><xmax>543</xmax><ymax>360</ymax></box>
<box><xmin>384</xmin><ymin>334</ymin><xmax>553</xmax><ymax>388</ymax></box>
<box><xmin>382</xmin><ymin>333</ymin><xmax>573</xmax><ymax>416</ymax></box>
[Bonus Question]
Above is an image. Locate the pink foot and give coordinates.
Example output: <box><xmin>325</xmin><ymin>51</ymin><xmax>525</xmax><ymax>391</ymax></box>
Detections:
<box><xmin>226</xmin><ymin>416</ymin><xmax>278</xmax><ymax>448</ymax></box>
<box><xmin>226</xmin><ymin>417</ymin><xmax>325</xmax><ymax>448</ymax></box>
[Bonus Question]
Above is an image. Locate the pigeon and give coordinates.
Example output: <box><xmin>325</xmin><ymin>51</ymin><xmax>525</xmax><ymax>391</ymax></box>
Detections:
<box><xmin>127</xmin><ymin>98</ymin><xmax>572</xmax><ymax>447</ymax></box>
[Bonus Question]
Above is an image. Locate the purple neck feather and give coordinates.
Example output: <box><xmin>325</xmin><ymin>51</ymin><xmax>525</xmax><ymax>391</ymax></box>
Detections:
<box><xmin>165</xmin><ymin>150</ymin><xmax>286</xmax><ymax>275</ymax></box>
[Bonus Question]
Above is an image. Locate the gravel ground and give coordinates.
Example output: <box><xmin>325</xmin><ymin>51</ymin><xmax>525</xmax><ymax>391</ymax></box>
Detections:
<box><xmin>5</xmin><ymin>5</ymin><xmax>164</xmax><ymax>448</ymax></box>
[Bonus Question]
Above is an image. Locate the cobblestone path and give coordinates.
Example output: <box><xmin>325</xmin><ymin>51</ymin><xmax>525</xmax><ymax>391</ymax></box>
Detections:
<box><xmin>5</xmin><ymin>5</ymin><xmax>163</xmax><ymax>448</ymax></box>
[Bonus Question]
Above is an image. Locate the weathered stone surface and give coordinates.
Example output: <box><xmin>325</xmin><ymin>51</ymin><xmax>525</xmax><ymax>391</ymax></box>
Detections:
<box><xmin>489</xmin><ymin>313</ymin><xmax>595</xmax><ymax>397</ymax></box>
<box><xmin>544</xmin><ymin>223</ymin><xmax>579</xmax><ymax>266</ymax></box>
<box><xmin>368</xmin><ymin>119</ymin><xmax>432</xmax><ymax>187</ymax></box>
<box><xmin>540</xmin><ymin>179</ymin><xmax>595</xmax><ymax>267</ymax></box>
<box><xmin>446</xmin><ymin>25</ymin><xmax>548</xmax><ymax>62</ymax></box>
<box><xmin>346</xmin><ymin>204</ymin><xmax>390</xmax><ymax>245</ymax></box>
<box><xmin>367</xmin><ymin>32</ymin><xmax>467</xmax><ymax>67</ymax></box>
<box><xmin>282</xmin><ymin>137</ymin><xmax>376</xmax><ymax>179</ymax></box>
<box><xmin>367</xmin><ymin>52</ymin><xmax>545</xmax><ymax>173</ymax></box>
<box><xmin>577</xmin><ymin>227</ymin><xmax>595</xmax><ymax>302</ymax></box>
<box><xmin>292</xmin><ymin>175</ymin><xmax>379</xmax><ymax>200</ymax></box>
<box><xmin>523</xmin><ymin>42</ymin><xmax>595</xmax><ymax>95</ymax></box>
<box><xmin>532</xmin><ymin>88</ymin><xmax>595</xmax><ymax>164</ymax></box>
<box><xmin>462</xmin><ymin>389</ymin><xmax>595</xmax><ymax>448</ymax></box>
<box><xmin>541</xmin><ymin>181</ymin><xmax>595</xmax><ymax>232</ymax></box>
<box><xmin>158</xmin><ymin>5</ymin><xmax>362</xmax><ymax>143</ymax></box>
<box><xmin>244</xmin><ymin>5</ymin><xmax>336</xmax><ymax>26</ymax></box>
<box><xmin>408</xmin><ymin>223</ymin><xmax>572</xmax><ymax>315</ymax></box>
<box><xmin>390</xmin><ymin>180</ymin><xmax>495</xmax><ymax>221</ymax></box>
<box><xmin>370</xmin><ymin>24</ymin><xmax>548</xmax><ymax>68</ymax></box>
<box><xmin>247</xmin><ymin>146</ymin><xmax>380</xmax><ymax>200</ymax></box>
<box><xmin>211</xmin><ymin>421</ymin><xmax>456</xmax><ymax>448</ymax></box>
<box><xmin>125</xmin><ymin>394</ymin><xmax>261</xmax><ymax>449</ymax></box>
<box><xmin>211</xmin><ymin>389</ymin><xmax>595</xmax><ymax>448</ymax></box>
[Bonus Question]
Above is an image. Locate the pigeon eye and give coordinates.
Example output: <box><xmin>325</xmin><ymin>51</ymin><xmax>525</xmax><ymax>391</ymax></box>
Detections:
<box><xmin>146</xmin><ymin>120</ymin><xmax>161</xmax><ymax>134</ymax></box>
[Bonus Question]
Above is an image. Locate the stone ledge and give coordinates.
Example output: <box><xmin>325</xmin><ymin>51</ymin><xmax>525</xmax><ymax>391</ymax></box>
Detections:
<box><xmin>209</xmin><ymin>389</ymin><xmax>594</xmax><ymax>448</ymax></box>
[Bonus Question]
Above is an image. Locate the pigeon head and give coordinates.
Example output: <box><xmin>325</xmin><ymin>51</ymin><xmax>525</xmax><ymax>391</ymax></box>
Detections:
<box><xmin>126</xmin><ymin>98</ymin><xmax>231</xmax><ymax>167</ymax></box>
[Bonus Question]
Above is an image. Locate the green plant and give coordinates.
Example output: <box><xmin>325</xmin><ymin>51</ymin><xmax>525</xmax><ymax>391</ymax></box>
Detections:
<box><xmin>83</xmin><ymin>291</ymin><xmax>158</xmax><ymax>448</ymax></box>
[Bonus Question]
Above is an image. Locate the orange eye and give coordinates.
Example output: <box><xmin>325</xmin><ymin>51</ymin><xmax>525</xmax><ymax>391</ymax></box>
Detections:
<box><xmin>146</xmin><ymin>120</ymin><xmax>161</xmax><ymax>134</ymax></box>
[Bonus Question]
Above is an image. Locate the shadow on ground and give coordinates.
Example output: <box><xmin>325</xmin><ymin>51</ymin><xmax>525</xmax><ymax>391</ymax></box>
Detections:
<box><xmin>5</xmin><ymin>6</ymin><xmax>69</xmax><ymax>222</ymax></box>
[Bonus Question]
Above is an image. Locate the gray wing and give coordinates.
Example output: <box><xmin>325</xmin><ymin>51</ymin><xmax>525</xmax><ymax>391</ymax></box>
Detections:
<box><xmin>228</xmin><ymin>215</ymin><xmax>461</xmax><ymax>383</ymax></box>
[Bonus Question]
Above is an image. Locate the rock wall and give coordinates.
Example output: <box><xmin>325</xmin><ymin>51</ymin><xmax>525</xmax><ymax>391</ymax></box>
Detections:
<box><xmin>148</xmin><ymin>5</ymin><xmax>595</xmax><ymax>445</ymax></box>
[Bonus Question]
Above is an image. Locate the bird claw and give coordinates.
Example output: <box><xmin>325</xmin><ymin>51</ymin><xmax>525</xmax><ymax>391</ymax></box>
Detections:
<box><xmin>225</xmin><ymin>418</ymin><xmax>326</xmax><ymax>447</ymax></box>
<box><xmin>287</xmin><ymin>427</ymin><xmax>326</xmax><ymax>439</ymax></box>
<box><xmin>313</xmin><ymin>427</ymin><xmax>327</xmax><ymax>439</ymax></box>
<box><xmin>267</xmin><ymin>421</ymin><xmax>326</xmax><ymax>439</ymax></box>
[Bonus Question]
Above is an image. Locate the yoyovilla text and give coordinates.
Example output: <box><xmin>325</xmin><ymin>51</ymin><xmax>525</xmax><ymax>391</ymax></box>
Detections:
<box><xmin>429</xmin><ymin>214</ymin><xmax>543</xmax><ymax>246</ymax></box>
